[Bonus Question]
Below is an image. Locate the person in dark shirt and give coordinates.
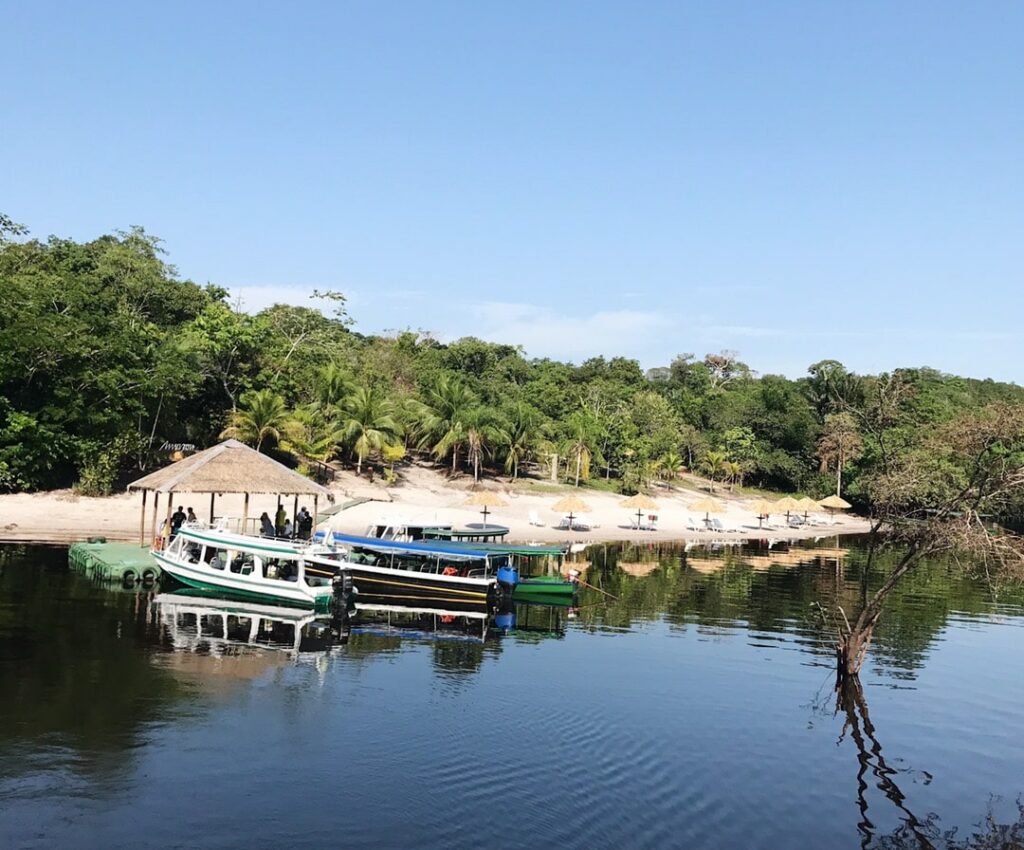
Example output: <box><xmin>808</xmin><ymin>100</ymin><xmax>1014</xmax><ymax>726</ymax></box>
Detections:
<box><xmin>170</xmin><ymin>506</ymin><xmax>186</xmax><ymax>537</ymax></box>
<box><xmin>297</xmin><ymin>507</ymin><xmax>313</xmax><ymax>540</ymax></box>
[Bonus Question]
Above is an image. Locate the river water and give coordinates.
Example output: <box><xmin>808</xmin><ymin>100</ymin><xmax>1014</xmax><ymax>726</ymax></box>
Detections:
<box><xmin>1</xmin><ymin>538</ymin><xmax>1022</xmax><ymax>849</ymax></box>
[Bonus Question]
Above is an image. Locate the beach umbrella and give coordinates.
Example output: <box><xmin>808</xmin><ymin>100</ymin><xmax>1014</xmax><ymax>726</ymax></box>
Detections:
<box><xmin>796</xmin><ymin>496</ymin><xmax>821</xmax><ymax>522</ymax></box>
<box><xmin>775</xmin><ymin>496</ymin><xmax>801</xmax><ymax>523</ymax></box>
<box><xmin>748</xmin><ymin>498</ymin><xmax>776</xmax><ymax>529</ymax></box>
<box><xmin>818</xmin><ymin>494</ymin><xmax>851</xmax><ymax>521</ymax></box>
<box><xmin>620</xmin><ymin>493</ymin><xmax>660</xmax><ymax>530</ymax></box>
<box><xmin>551</xmin><ymin>495</ymin><xmax>592</xmax><ymax>531</ymax></box>
<box><xmin>463</xmin><ymin>491</ymin><xmax>508</xmax><ymax>525</ymax></box>
<box><xmin>689</xmin><ymin>496</ymin><xmax>725</xmax><ymax>529</ymax></box>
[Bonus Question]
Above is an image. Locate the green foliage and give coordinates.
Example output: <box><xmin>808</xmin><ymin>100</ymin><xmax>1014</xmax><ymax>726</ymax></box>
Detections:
<box><xmin>2</xmin><ymin>215</ymin><xmax>1023</xmax><ymax>513</ymax></box>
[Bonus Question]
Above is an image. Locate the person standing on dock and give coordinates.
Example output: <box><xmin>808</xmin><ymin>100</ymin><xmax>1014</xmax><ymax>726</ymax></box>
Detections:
<box><xmin>275</xmin><ymin>505</ymin><xmax>287</xmax><ymax>537</ymax></box>
<box><xmin>260</xmin><ymin>512</ymin><xmax>275</xmax><ymax>538</ymax></box>
<box><xmin>170</xmin><ymin>506</ymin><xmax>186</xmax><ymax>538</ymax></box>
<box><xmin>186</xmin><ymin>507</ymin><xmax>197</xmax><ymax>525</ymax></box>
<box><xmin>297</xmin><ymin>506</ymin><xmax>312</xmax><ymax>540</ymax></box>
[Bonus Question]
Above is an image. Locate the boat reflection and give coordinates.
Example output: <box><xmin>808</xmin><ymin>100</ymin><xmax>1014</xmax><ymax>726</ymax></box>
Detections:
<box><xmin>154</xmin><ymin>591</ymin><xmax>345</xmax><ymax>655</ymax></box>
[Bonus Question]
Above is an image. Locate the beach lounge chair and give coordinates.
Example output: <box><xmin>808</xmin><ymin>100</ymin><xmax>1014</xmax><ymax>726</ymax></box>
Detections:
<box><xmin>528</xmin><ymin>509</ymin><xmax>546</xmax><ymax>527</ymax></box>
<box><xmin>685</xmin><ymin>515</ymin><xmax>703</xmax><ymax>532</ymax></box>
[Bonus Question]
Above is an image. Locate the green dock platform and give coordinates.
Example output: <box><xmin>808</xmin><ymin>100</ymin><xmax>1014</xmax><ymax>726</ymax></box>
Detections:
<box><xmin>68</xmin><ymin>541</ymin><xmax>161</xmax><ymax>583</ymax></box>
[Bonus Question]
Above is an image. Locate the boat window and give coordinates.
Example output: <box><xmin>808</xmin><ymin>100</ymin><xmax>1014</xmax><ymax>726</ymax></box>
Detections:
<box><xmin>229</xmin><ymin>551</ymin><xmax>254</xmax><ymax>574</ymax></box>
<box><xmin>184</xmin><ymin>541</ymin><xmax>202</xmax><ymax>563</ymax></box>
<box><xmin>203</xmin><ymin>547</ymin><xmax>228</xmax><ymax>571</ymax></box>
<box><xmin>167</xmin><ymin>535</ymin><xmax>185</xmax><ymax>556</ymax></box>
<box><xmin>261</xmin><ymin>556</ymin><xmax>299</xmax><ymax>582</ymax></box>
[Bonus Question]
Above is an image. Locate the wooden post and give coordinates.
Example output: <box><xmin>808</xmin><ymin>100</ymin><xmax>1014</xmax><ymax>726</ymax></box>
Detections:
<box><xmin>150</xmin><ymin>491</ymin><xmax>161</xmax><ymax>546</ymax></box>
<box><xmin>209</xmin><ymin>492</ymin><xmax>216</xmax><ymax>524</ymax></box>
<box><xmin>165</xmin><ymin>492</ymin><xmax>174</xmax><ymax>542</ymax></box>
<box><xmin>292</xmin><ymin>495</ymin><xmax>298</xmax><ymax>539</ymax></box>
<box><xmin>313</xmin><ymin>495</ymin><xmax>319</xmax><ymax>537</ymax></box>
<box><xmin>139</xmin><ymin>490</ymin><xmax>148</xmax><ymax>547</ymax></box>
<box><xmin>242</xmin><ymin>492</ymin><xmax>250</xmax><ymax>536</ymax></box>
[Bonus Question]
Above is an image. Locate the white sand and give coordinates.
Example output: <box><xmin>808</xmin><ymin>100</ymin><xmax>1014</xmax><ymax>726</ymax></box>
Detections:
<box><xmin>0</xmin><ymin>463</ymin><xmax>868</xmax><ymax>546</ymax></box>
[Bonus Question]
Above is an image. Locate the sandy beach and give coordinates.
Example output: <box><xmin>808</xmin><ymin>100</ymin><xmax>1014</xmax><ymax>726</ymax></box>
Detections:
<box><xmin>0</xmin><ymin>464</ymin><xmax>869</xmax><ymax>546</ymax></box>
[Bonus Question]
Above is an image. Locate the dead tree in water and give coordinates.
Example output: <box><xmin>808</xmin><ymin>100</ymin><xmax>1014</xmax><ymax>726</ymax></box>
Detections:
<box><xmin>823</xmin><ymin>389</ymin><xmax>1024</xmax><ymax>679</ymax></box>
<box><xmin>835</xmin><ymin>676</ymin><xmax>1024</xmax><ymax>850</ymax></box>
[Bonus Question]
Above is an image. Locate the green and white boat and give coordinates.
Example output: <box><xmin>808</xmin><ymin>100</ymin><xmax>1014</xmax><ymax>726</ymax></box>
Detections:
<box><xmin>153</xmin><ymin>525</ymin><xmax>346</xmax><ymax>609</ymax></box>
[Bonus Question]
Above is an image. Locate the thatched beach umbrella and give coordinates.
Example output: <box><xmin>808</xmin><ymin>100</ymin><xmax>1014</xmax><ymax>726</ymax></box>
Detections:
<box><xmin>775</xmin><ymin>496</ymin><xmax>801</xmax><ymax>523</ymax></box>
<box><xmin>689</xmin><ymin>496</ymin><xmax>725</xmax><ymax>529</ymax></box>
<box><xmin>551</xmin><ymin>495</ymin><xmax>592</xmax><ymax>531</ymax></box>
<box><xmin>620</xmin><ymin>493</ymin><xmax>660</xmax><ymax>529</ymax></box>
<box><xmin>796</xmin><ymin>496</ymin><xmax>821</xmax><ymax>523</ymax></box>
<box><xmin>463</xmin><ymin>491</ymin><xmax>508</xmax><ymax>525</ymax></box>
<box><xmin>748</xmin><ymin>498</ymin><xmax>776</xmax><ymax>529</ymax></box>
<box><xmin>818</xmin><ymin>494</ymin><xmax>851</xmax><ymax>521</ymax></box>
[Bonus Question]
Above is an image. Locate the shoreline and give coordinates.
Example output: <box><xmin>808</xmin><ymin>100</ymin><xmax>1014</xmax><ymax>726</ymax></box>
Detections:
<box><xmin>0</xmin><ymin>476</ymin><xmax>871</xmax><ymax>548</ymax></box>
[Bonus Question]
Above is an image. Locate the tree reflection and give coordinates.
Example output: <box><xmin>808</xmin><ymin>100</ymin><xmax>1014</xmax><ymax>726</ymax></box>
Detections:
<box><xmin>835</xmin><ymin>677</ymin><xmax>1024</xmax><ymax>850</ymax></box>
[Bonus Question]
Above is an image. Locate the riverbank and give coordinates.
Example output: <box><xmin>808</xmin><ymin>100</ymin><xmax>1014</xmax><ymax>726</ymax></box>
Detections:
<box><xmin>0</xmin><ymin>464</ymin><xmax>869</xmax><ymax>546</ymax></box>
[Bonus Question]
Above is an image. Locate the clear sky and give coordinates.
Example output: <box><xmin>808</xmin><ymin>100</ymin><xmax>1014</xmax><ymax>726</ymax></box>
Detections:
<box><xmin>2</xmin><ymin>1</ymin><xmax>1021</xmax><ymax>381</ymax></box>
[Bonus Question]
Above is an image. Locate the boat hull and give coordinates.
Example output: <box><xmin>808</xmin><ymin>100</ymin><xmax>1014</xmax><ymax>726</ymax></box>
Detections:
<box><xmin>513</xmin><ymin>577</ymin><xmax>577</xmax><ymax>598</ymax></box>
<box><xmin>154</xmin><ymin>552</ymin><xmax>335</xmax><ymax>610</ymax></box>
<box><xmin>344</xmin><ymin>564</ymin><xmax>495</xmax><ymax>607</ymax></box>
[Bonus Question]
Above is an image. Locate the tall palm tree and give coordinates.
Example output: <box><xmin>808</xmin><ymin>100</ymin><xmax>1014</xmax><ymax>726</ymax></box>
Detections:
<box><xmin>280</xmin><ymin>407</ymin><xmax>342</xmax><ymax>463</ymax></box>
<box><xmin>417</xmin><ymin>375</ymin><xmax>478</xmax><ymax>472</ymax></box>
<box><xmin>723</xmin><ymin>460</ymin><xmax>743</xmax><ymax>491</ymax></box>
<box><xmin>339</xmin><ymin>385</ymin><xmax>401</xmax><ymax>474</ymax></box>
<box><xmin>464</xmin><ymin>407</ymin><xmax>502</xmax><ymax>483</ymax></box>
<box><xmin>658</xmin><ymin>450</ymin><xmax>684</xmax><ymax>480</ymax></box>
<box><xmin>562</xmin><ymin>411</ymin><xmax>601</xmax><ymax>487</ymax></box>
<box><xmin>313</xmin><ymin>363</ymin><xmax>353</xmax><ymax>417</ymax></box>
<box><xmin>220</xmin><ymin>389</ymin><xmax>290</xmax><ymax>452</ymax></box>
<box><xmin>497</xmin><ymin>402</ymin><xmax>546</xmax><ymax>480</ymax></box>
<box><xmin>700</xmin><ymin>449</ymin><xmax>729</xmax><ymax>493</ymax></box>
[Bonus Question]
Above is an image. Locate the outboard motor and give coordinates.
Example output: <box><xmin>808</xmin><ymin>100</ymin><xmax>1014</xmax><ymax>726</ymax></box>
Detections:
<box><xmin>496</xmin><ymin>565</ymin><xmax>519</xmax><ymax>589</ymax></box>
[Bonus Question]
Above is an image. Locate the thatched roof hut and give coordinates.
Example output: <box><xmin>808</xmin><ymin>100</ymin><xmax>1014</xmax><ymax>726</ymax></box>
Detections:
<box><xmin>127</xmin><ymin>439</ymin><xmax>332</xmax><ymax>545</ymax></box>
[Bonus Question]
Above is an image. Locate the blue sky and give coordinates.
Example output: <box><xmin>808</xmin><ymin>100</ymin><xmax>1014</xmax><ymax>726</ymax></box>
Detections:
<box><xmin>2</xmin><ymin>1</ymin><xmax>1021</xmax><ymax>381</ymax></box>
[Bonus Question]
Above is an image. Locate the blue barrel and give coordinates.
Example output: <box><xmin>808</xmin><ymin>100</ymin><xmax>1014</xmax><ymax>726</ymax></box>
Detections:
<box><xmin>496</xmin><ymin>566</ymin><xmax>519</xmax><ymax>587</ymax></box>
<box><xmin>494</xmin><ymin>611</ymin><xmax>516</xmax><ymax>632</ymax></box>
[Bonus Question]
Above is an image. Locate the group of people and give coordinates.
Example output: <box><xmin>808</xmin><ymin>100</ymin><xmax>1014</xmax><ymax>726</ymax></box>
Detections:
<box><xmin>259</xmin><ymin>505</ymin><xmax>314</xmax><ymax>540</ymax></box>
<box><xmin>169</xmin><ymin>506</ymin><xmax>197</xmax><ymax>537</ymax></box>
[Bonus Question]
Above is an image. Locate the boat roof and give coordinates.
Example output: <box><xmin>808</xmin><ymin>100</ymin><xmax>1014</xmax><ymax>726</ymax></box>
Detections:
<box><xmin>422</xmin><ymin>537</ymin><xmax>566</xmax><ymax>558</ymax></box>
<box><xmin>318</xmin><ymin>531</ymin><xmax>496</xmax><ymax>560</ymax></box>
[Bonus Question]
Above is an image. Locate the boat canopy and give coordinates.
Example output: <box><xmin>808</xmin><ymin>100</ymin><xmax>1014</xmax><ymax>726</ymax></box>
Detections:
<box><xmin>316</xmin><ymin>531</ymin><xmax>497</xmax><ymax>561</ymax></box>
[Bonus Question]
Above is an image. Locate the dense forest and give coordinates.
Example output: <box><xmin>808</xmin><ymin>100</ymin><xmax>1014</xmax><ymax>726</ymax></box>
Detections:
<box><xmin>2</xmin><ymin>217</ymin><xmax>1023</xmax><ymax>511</ymax></box>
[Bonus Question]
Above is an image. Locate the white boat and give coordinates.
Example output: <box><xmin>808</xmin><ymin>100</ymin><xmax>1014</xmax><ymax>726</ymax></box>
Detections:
<box><xmin>153</xmin><ymin>524</ymin><xmax>346</xmax><ymax>609</ymax></box>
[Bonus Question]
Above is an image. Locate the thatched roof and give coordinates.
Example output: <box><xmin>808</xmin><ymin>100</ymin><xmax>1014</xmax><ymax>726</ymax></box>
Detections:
<box><xmin>127</xmin><ymin>439</ymin><xmax>332</xmax><ymax>497</ymax></box>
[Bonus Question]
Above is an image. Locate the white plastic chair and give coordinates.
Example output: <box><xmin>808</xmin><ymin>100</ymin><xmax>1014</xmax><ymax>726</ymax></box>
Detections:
<box><xmin>529</xmin><ymin>509</ymin><xmax>546</xmax><ymax>527</ymax></box>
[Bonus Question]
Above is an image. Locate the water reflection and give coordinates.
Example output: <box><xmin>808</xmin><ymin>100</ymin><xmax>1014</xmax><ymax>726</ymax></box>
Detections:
<box><xmin>2</xmin><ymin>540</ymin><xmax>1024</xmax><ymax>850</ymax></box>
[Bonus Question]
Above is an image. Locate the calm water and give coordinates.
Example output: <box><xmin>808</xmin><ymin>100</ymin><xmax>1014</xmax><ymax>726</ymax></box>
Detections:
<box><xmin>1</xmin><ymin>539</ymin><xmax>1023</xmax><ymax>850</ymax></box>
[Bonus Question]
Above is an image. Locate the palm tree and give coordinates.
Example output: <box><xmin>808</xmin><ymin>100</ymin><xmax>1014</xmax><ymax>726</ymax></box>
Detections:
<box><xmin>313</xmin><ymin>363</ymin><xmax>353</xmax><ymax>417</ymax></box>
<box><xmin>563</xmin><ymin>412</ymin><xmax>601</xmax><ymax>487</ymax></box>
<box><xmin>280</xmin><ymin>407</ymin><xmax>342</xmax><ymax>463</ymax></box>
<box><xmin>658</xmin><ymin>450</ymin><xmax>684</xmax><ymax>480</ymax></box>
<box><xmin>496</xmin><ymin>402</ymin><xmax>546</xmax><ymax>480</ymax></box>
<box><xmin>464</xmin><ymin>408</ymin><xmax>500</xmax><ymax>483</ymax></box>
<box><xmin>723</xmin><ymin>460</ymin><xmax>743</xmax><ymax>491</ymax></box>
<box><xmin>339</xmin><ymin>385</ymin><xmax>401</xmax><ymax>474</ymax></box>
<box><xmin>220</xmin><ymin>389</ymin><xmax>290</xmax><ymax>452</ymax></box>
<box><xmin>699</xmin><ymin>449</ymin><xmax>729</xmax><ymax>493</ymax></box>
<box><xmin>417</xmin><ymin>375</ymin><xmax>478</xmax><ymax>472</ymax></box>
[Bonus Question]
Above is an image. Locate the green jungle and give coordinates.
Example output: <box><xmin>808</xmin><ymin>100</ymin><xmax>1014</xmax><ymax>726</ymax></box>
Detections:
<box><xmin>2</xmin><ymin>216</ymin><xmax>1022</xmax><ymax>526</ymax></box>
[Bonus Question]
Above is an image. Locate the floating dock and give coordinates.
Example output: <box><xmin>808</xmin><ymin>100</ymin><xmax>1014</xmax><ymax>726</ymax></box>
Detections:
<box><xmin>68</xmin><ymin>541</ymin><xmax>161</xmax><ymax>583</ymax></box>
